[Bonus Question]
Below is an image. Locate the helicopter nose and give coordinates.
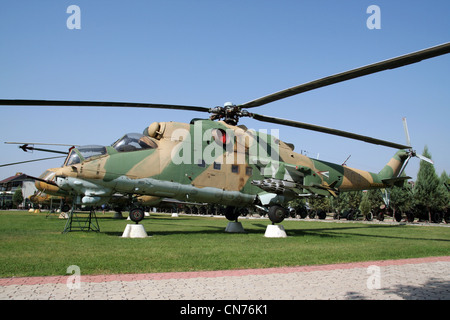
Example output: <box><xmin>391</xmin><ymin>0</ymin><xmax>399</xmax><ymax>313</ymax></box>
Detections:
<box><xmin>35</xmin><ymin>170</ymin><xmax>67</xmax><ymax>196</ymax></box>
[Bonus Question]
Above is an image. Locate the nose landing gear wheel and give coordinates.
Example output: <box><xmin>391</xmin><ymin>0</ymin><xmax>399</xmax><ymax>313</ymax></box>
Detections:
<box><xmin>129</xmin><ymin>207</ymin><xmax>145</xmax><ymax>224</ymax></box>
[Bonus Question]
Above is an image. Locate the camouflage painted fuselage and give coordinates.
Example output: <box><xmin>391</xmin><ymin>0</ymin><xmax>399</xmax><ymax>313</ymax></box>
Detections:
<box><xmin>36</xmin><ymin>120</ymin><xmax>409</xmax><ymax>208</ymax></box>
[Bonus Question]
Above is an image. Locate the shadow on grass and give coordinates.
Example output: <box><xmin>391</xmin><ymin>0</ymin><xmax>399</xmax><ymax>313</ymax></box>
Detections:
<box><xmin>288</xmin><ymin>224</ymin><xmax>450</xmax><ymax>242</ymax></box>
<box><xmin>100</xmin><ymin>217</ymin><xmax>450</xmax><ymax>243</ymax></box>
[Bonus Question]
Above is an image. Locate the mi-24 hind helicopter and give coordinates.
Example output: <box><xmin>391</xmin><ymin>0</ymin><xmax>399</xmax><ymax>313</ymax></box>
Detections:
<box><xmin>1</xmin><ymin>42</ymin><xmax>448</xmax><ymax>225</ymax></box>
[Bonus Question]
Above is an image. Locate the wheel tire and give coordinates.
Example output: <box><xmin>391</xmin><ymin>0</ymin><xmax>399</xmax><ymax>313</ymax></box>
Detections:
<box><xmin>129</xmin><ymin>208</ymin><xmax>145</xmax><ymax>223</ymax></box>
<box><xmin>268</xmin><ymin>205</ymin><xmax>286</xmax><ymax>224</ymax></box>
<box><xmin>239</xmin><ymin>208</ymin><xmax>249</xmax><ymax>217</ymax></box>
<box><xmin>432</xmin><ymin>212</ymin><xmax>442</xmax><ymax>223</ymax></box>
<box><xmin>225</xmin><ymin>206</ymin><xmax>239</xmax><ymax>221</ymax></box>
<box><xmin>444</xmin><ymin>212</ymin><xmax>450</xmax><ymax>224</ymax></box>
<box><xmin>317</xmin><ymin>210</ymin><xmax>326</xmax><ymax>220</ymax></box>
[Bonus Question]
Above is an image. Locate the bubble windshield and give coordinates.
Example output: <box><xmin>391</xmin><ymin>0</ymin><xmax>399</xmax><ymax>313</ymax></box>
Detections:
<box><xmin>112</xmin><ymin>133</ymin><xmax>157</xmax><ymax>152</ymax></box>
<box><xmin>78</xmin><ymin>145</ymin><xmax>107</xmax><ymax>159</ymax></box>
<box><xmin>65</xmin><ymin>145</ymin><xmax>107</xmax><ymax>166</ymax></box>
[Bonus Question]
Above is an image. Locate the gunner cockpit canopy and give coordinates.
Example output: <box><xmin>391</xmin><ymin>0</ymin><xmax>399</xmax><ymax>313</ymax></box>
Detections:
<box><xmin>112</xmin><ymin>133</ymin><xmax>157</xmax><ymax>152</ymax></box>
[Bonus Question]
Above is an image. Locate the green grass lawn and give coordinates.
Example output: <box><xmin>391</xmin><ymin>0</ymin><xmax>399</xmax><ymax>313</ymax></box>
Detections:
<box><xmin>0</xmin><ymin>210</ymin><xmax>449</xmax><ymax>278</ymax></box>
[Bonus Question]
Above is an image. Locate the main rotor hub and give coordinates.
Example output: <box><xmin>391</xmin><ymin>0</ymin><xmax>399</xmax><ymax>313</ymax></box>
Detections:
<box><xmin>209</xmin><ymin>102</ymin><xmax>251</xmax><ymax>125</ymax></box>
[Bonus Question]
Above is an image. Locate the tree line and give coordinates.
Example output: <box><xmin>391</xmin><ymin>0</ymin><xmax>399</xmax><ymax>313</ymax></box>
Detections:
<box><xmin>292</xmin><ymin>146</ymin><xmax>449</xmax><ymax>223</ymax></box>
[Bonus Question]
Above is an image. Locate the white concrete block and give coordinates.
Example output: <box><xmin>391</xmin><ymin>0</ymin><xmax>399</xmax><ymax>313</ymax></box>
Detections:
<box><xmin>264</xmin><ymin>224</ymin><xmax>287</xmax><ymax>238</ymax></box>
<box><xmin>121</xmin><ymin>224</ymin><xmax>149</xmax><ymax>238</ymax></box>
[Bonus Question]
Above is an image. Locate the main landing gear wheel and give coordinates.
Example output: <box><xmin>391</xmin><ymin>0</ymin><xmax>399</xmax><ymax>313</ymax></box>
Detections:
<box><xmin>122</xmin><ymin>207</ymin><xmax>148</xmax><ymax>238</ymax></box>
<box><xmin>268</xmin><ymin>205</ymin><xmax>286</xmax><ymax>224</ymax></box>
<box><xmin>129</xmin><ymin>207</ymin><xmax>145</xmax><ymax>224</ymax></box>
<box><xmin>225</xmin><ymin>206</ymin><xmax>240</xmax><ymax>221</ymax></box>
<box><xmin>224</xmin><ymin>206</ymin><xmax>245</xmax><ymax>233</ymax></box>
<box><xmin>265</xmin><ymin>205</ymin><xmax>288</xmax><ymax>238</ymax></box>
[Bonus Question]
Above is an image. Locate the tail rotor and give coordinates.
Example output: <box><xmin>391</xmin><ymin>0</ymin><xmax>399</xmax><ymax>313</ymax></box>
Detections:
<box><xmin>402</xmin><ymin>117</ymin><xmax>434</xmax><ymax>165</ymax></box>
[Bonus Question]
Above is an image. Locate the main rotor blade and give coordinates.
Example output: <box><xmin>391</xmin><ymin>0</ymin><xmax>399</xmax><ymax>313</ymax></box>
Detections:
<box><xmin>0</xmin><ymin>99</ymin><xmax>211</xmax><ymax>113</ymax></box>
<box><xmin>25</xmin><ymin>174</ymin><xmax>58</xmax><ymax>186</ymax></box>
<box><xmin>0</xmin><ymin>156</ymin><xmax>66</xmax><ymax>168</ymax></box>
<box><xmin>241</xmin><ymin>42</ymin><xmax>450</xmax><ymax>109</ymax></box>
<box><xmin>5</xmin><ymin>142</ymin><xmax>71</xmax><ymax>154</ymax></box>
<box><xmin>251</xmin><ymin>113</ymin><xmax>411</xmax><ymax>150</ymax></box>
<box><xmin>5</xmin><ymin>142</ymin><xmax>78</xmax><ymax>147</ymax></box>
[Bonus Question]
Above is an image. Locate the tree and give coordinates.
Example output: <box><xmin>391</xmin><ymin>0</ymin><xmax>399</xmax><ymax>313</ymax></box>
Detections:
<box><xmin>439</xmin><ymin>171</ymin><xmax>450</xmax><ymax>222</ymax></box>
<box><xmin>308</xmin><ymin>196</ymin><xmax>331</xmax><ymax>218</ymax></box>
<box><xmin>308</xmin><ymin>196</ymin><xmax>331</xmax><ymax>211</ymax></box>
<box><xmin>331</xmin><ymin>192</ymin><xmax>348</xmax><ymax>214</ymax></box>
<box><xmin>366</xmin><ymin>189</ymin><xmax>384</xmax><ymax>212</ymax></box>
<box><xmin>413</xmin><ymin>146</ymin><xmax>443</xmax><ymax>222</ymax></box>
<box><xmin>12</xmin><ymin>188</ymin><xmax>24</xmax><ymax>208</ymax></box>
<box><xmin>441</xmin><ymin>171</ymin><xmax>450</xmax><ymax>192</ymax></box>
<box><xmin>359</xmin><ymin>191</ymin><xmax>371</xmax><ymax>218</ymax></box>
<box><xmin>390</xmin><ymin>182</ymin><xmax>414</xmax><ymax>221</ymax></box>
<box><xmin>387</xmin><ymin>170</ymin><xmax>414</xmax><ymax>221</ymax></box>
<box><xmin>347</xmin><ymin>191</ymin><xmax>362</xmax><ymax>210</ymax></box>
<box><xmin>439</xmin><ymin>171</ymin><xmax>449</xmax><ymax>206</ymax></box>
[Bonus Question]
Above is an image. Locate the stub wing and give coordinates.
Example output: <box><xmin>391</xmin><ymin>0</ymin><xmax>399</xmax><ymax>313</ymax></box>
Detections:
<box><xmin>252</xmin><ymin>177</ymin><xmax>339</xmax><ymax>198</ymax></box>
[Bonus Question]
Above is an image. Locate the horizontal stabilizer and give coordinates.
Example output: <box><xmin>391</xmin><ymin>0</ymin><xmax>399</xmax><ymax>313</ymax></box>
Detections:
<box><xmin>382</xmin><ymin>176</ymin><xmax>411</xmax><ymax>187</ymax></box>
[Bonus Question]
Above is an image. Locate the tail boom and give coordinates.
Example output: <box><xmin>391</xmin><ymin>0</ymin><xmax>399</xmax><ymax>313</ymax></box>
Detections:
<box><xmin>338</xmin><ymin>150</ymin><xmax>410</xmax><ymax>191</ymax></box>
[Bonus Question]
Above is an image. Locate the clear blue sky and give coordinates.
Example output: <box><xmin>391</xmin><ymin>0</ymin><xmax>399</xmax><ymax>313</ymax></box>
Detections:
<box><xmin>0</xmin><ymin>0</ymin><xmax>449</xmax><ymax>181</ymax></box>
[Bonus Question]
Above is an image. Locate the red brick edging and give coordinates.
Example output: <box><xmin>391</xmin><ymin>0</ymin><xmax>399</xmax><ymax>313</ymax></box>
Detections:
<box><xmin>1</xmin><ymin>256</ymin><xmax>449</xmax><ymax>287</ymax></box>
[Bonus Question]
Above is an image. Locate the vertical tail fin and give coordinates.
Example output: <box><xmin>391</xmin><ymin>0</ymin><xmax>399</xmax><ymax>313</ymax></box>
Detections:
<box><xmin>378</xmin><ymin>150</ymin><xmax>410</xmax><ymax>183</ymax></box>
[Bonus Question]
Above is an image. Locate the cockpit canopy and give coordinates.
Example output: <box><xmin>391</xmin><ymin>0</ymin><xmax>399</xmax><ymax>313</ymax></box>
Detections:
<box><xmin>112</xmin><ymin>133</ymin><xmax>157</xmax><ymax>152</ymax></box>
<box><xmin>65</xmin><ymin>145</ymin><xmax>107</xmax><ymax>166</ymax></box>
<box><xmin>63</xmin><ymin>133</ymin><xmax>157</xmax><ymax>167</ymax></box>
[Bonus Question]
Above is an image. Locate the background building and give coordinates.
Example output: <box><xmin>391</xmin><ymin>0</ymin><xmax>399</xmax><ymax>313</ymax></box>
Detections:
<box><xmin>0</xmin><ymin>173</ymin><xmax>37</xmax><ymax>209</ymax></box>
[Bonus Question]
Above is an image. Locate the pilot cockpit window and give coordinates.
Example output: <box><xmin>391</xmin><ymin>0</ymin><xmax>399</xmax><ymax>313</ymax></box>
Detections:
<box><xmin>112</xmin><ymin>133</ymin><xmax>157</xmax><ymax>152</ymax></box>
<box><xmin>65</xmin><ymin>149</ymin><xmax>80</xmax><ymax>166</ymax></box>
<box><xmin>78</xmin><ymin>145</ymin><xmax>107</xmax><ymax>160</ymax></box>
<box><xmin>64</xmin><ymin>145</ymin><xmax>107</xmax><ymax>166</ymax></box>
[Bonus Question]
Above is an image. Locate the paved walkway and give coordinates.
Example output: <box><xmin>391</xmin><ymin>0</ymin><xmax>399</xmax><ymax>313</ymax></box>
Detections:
<box><xmin>1</xmin><ymin>256</ymin><xmax>449</xmax><ymax>300</ymax></box>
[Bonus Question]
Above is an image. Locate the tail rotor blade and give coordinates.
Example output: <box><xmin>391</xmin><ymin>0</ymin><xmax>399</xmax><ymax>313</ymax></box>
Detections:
<box><xmin>400</xmin><ymin>118</ymin><xmax>434</xmax><ymax>165</ymax></box>
<box><xmin>402</xmin><ymin>117</ymin><xmax>411</xmax><ymax>147</ymax></box>
<box><xmin>416</xmin><ymin>153</ymin><xmax>434</xmax><ymax>164</ymax></box>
